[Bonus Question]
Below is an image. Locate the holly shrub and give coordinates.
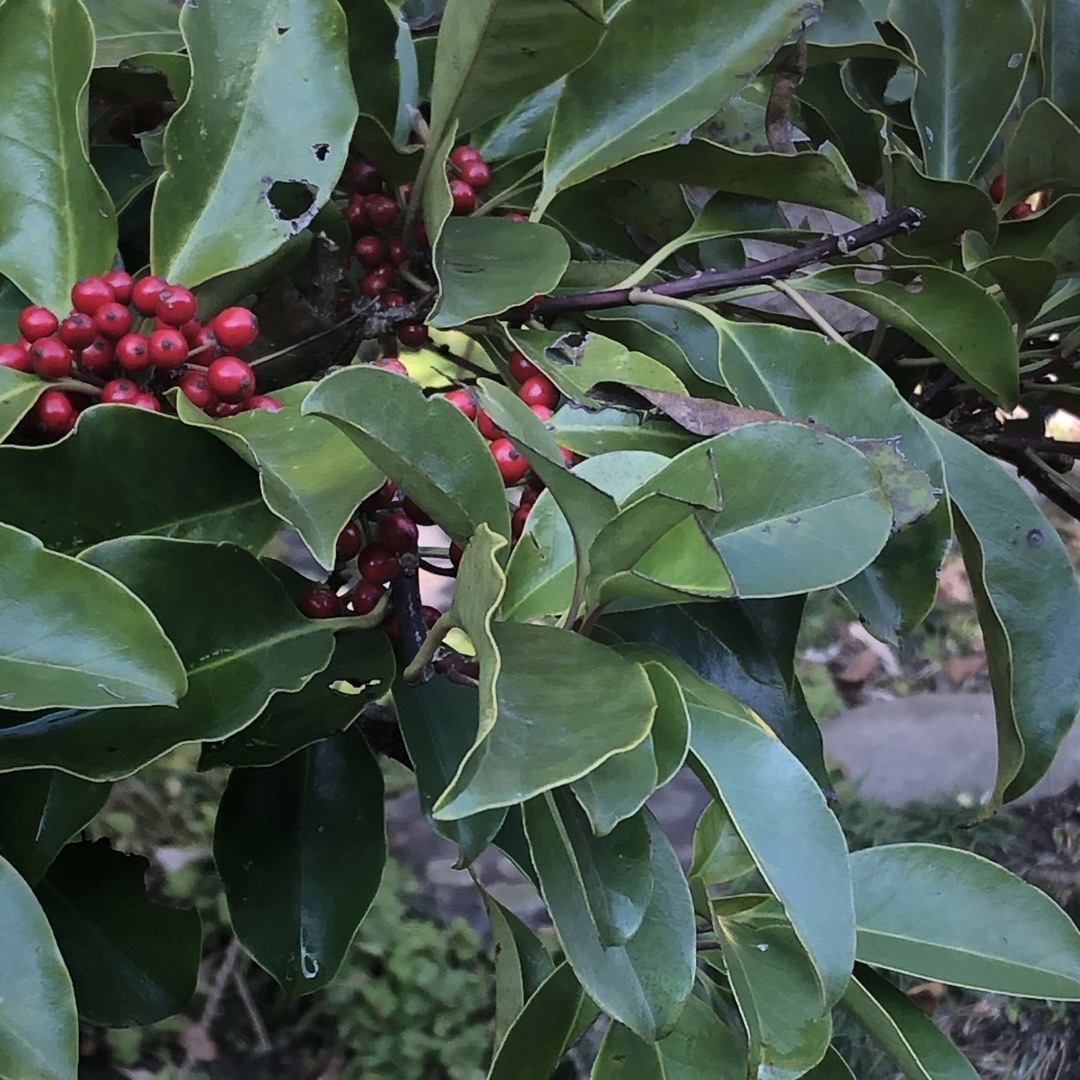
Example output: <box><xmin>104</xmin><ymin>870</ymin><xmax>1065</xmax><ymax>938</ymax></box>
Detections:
<box><xmin>3</xmin><ymin>0</ymin><xmax>1080</xmax><ymax>1077</ymax></box>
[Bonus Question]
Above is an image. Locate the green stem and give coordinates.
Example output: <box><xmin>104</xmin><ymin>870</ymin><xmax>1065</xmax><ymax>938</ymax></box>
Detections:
<box><xmin>402</xmin><ymin>611</ymin><xmax>458</xmax><ymax>684</ymax></box>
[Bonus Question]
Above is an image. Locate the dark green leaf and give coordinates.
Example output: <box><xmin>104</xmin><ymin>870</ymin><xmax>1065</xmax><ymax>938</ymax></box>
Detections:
<box><xmin>83</xmin><ymin>0</ymin><xmax>182</xmax><ymax>67</ymax></box>
<box><xmin>1002</xmin><ymin>97</ymin><xmax>1080</xmax><ymax>208</ymax></box>
<box><xmin>0</xmin><ymin>368</ymin><xmax>45</xmax><ymax>444</ymax></box>
<box><xmin>475</xmin><ymin>79</ymin><xmax>564</xmax><ymax>161</ymax></box>
<box><xmin>37</xmin><ymin>840</ymin><xmax>201</xmax><ymax>1026</ymax></box>
<box><xmin>690</xmin><ymin>801</ymin><xmax>755</xmax><ymax>885</ymax></box>
<box><xmin>1042</xmin><ymin>0</ymin><xmax>1080</xmax><ymax>126</ymax></box>
<box><xmin>803</xmin><ymin>1048</ymin><xmax>857</xmax><ymax>1080</ymax></box>
<box><xmin>91</xmin><ymin>144</ymin><xmax>160</xmax><ymax>216</ymax></box>
<box><xmin>804</xmin><ymin>0</ymin><xmax>907</xmax><ymax>63</ymax></box>
<box><xmin>214</xmin><ymin>730</ymin><xmax>385</xmax><ymax>995</ymax></box>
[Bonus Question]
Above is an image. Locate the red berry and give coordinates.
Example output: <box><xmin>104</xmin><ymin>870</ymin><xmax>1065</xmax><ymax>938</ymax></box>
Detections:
<box><xmin>401</xmin><ymin>496</ymin><xmax>433</xmax><ymax>526</ymax></box>
<box><xmin>79</xmin><ymin>337</ymin><xmax>115</xmax><ymax>378</ymax></box>
<box><xmin>414</xmin><ymin>222</ymin><xmax>430</xmax><ymax>247</ymax></box>
<box><xmin>560</xmin><ymin>446</ymin><xmax>579</xmax><ymax>467</ymax></box>
<box><xmin>383</xmin><ymin>291</ymin><xmax>407</xmax><ymax>310</ymax></box>
<box><xmin>180</xmin><ymin>369</ymin><xmax>216</xmax><ymax>409</ymax></box>
<box><xmin>337</xmin><ymin>520</ymin><xmax>364</xmax><ymax>562</ymax></box>
<box><xmin>115</xmin><ymin>333</ymin><xmax>151</xmax><ymax>373</ymax></box>
<box><xmin>444</xmin><ymin>388</ymin><xmax>478</xmax><ymax>420</ymax></box>
<box><xmin>378</xmin><ymin>510</ymin><xmax>419</xmax><ymax>553</ymax></box>
<box><xmin>990</xmin><ymin>173</ymin><xmax>1006</xmax><ymax>203</ymax></box>
<box><xmin>299</xmin><ymin>587</ymin><xmax>342</xmax><ymax>619</ymax></box>
<box><xmin>211</xmin><ymin>307</ymin><xmax>259</xmax><ymax>351</ymax></box>
<box><xmin>477</xmin><ymin>409</ymin><xmax>504</xmax><ymax>441</ymax></box>
<box><xmin>156</xmin><ymin>286</ymin><xmax>197</xmax><ymax>326</ymax></box>
<box><xmin>491</xmin><ymin>437</ymin><xmax>530</xmax><ymax>485</ymax></box>
<box><xmin>58</xmin><ymin>313</ymin><xmax>97</xmax><ymax>350</ymax></box>
<box><xmin>398</xmin><ymin>182</ymin><xmax>414</xmax><ymax>205</ymax></box>
<box><xmin>343</xmin><ymin>193</ymin><xmax>369</xmax><ymax>233</ymax></box>
<box><xmin>18</xmin><ymin>306</ymin><xmax>58</xmax><ymax>341</ymax></box>
<box><xmin>449</xmin><ymin>180</ymin><xmax>477</xmax><ymax>215</ymax></box>
<box><xmin>511</xmin><ymin>503</ymin><xmax>531</xmax><ymax>541</ymax></box>
<box><xmin>373</xmin><ymin>356</ymin><xmax>408</xmax><ymax>375</ymax></box>
<box><xmin>131</xmin><ymin>275</ymin><xmax>167</xmax><ymax>316</ymax></box>
<box><xmin>448</xmin><ymin>542</ymin><xmax>464</xmax><ymax>569</ymax></box>
<box><xmin>100</xmin><ymin>378</ymin><xmax>141</xmax><ymax>404</ymax></box>
<box><xmin>519</xmin><ymin>487</ymin><xmax>539</xmax><ymax>509</ymax></box>
<box><xmin>387</xmin><ymin>238</ymin><xmax>408</xmax><ymax>266</ymax></box>
<box><xmin>396</xmin><ymin>322</ymin><xmax>429</xmax><ymax>348</ymax></box>
<box><xmin>349</xmin><ymin>581</ymin><xmax>386</xmax><ymax>615</ymax></box>
<box><xmin>30</xmin><ymin>337</ymin><xmax>73</xmax><ymax>380</ymax></box>
<box><xmin>348</xmin><ymin>160</ymin><xmax>383</xmax><ymax>194</ymax></box>
<box><xmin>245</xmin><ymin>394</ymin><xmax>282</xmax><ymax>412</ymax></box>
<box><xmin>92</xmin><ymin>301</ymin><xmax>133</xmax><ymax>339</ymax></box>
<box><xmin>459</xmin><ymin>160</ymin><xmax>491</xmax><ymax>190</ymax></box>
<box><xmin>421</xmin><ymin>605</ymin><xmax>441</xmax><ymax>630</ymax></box>
<box><xmin>362</xmin><ymin>480</ymin><xmax>398</xmax><ymax>513</ymax></box>
<box><xmin>0</xmin><ymin>342</ymin><xmax>31</xmax><ymax>371</ymax></box>
<box><xmin>508</xmin><ymin>349</ymin><xmax>540</xmax><ymax>383</ymax></box>
<box><xmin>384</xmin><ymin>612</ymin><xmax>400</xmax><ymax>639</ymax></box>
<box><xmin>102</xmin><ymin>269</ymin><xmax>134</xmax><ymax>305</ymax></box>
<box><xmin>188</xmin><ymin>322</ymin><xmax>220</xmax><ymax>355</ymax></box>
<box><xmin>33</xmin><ymin>389</ymin><xmax>77</xmax><ymax>437</ymax></box>
<box><xmin>361</xmin><ymin>269</ymin><xmax>393</xmax><ymax>297</ymax></box>
<box><xmin>358</xmin><ymin>543</ymin><xmax>401</xmax><ymax>583</ymax></box>
<box><xmin>180</xmin><ymin>319</ymin><xmax>204</xmax><ymax>346</ymax></box>
<box><xmin>518</xmin><ymin>374</ymin><xmax>559</xmax><ymax>409</ymax></box>
<box><xmin>450</xmin><ymin>145</ymin><xmax>482</xmax><ymax>169</ymax></box>
<box><xmin>1007</xmin><ymin>201</ymin><xmax>1034</xmax><ymax>220</ymax></box>
<box><xmin>70</xmin><ymin>276</ymin><xmax>116</xmax><ymax>315</ymax></box>
<box><xmin>354</xmin><ymin>234</ymin><xmax>386</xmax><ymax>268</ymax></box>
<box><xmin>133</xmin><ymin>392</ymin><xmax>161</xmax><ymax>412</ymax></box>
<box><xmin>366</xmin><ymin>195</ymin><xmax>398</xmax><ymax>228</ymax></box>
<box><xmin>530</xmin><ymin>404</ymin><xmax>554</xmax><ymax>422</ymax></box>
<box><xmin>207</xmin><ymin>355</ymin><xmax>256</xmax><ymax>402</ymax></box>
<box><xmin>209</xmin><ymin>400</ymin><xmax>245</xmax><ymax>418</ymax></box>
<box><xmin>148</xmin><ymin>328</ymin><xmax>188</xmax><ymax>369</ymax></box>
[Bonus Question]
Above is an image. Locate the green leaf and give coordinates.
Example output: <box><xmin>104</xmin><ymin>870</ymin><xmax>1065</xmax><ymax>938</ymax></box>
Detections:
<box><xmin>303</xmin><ymin>367</ymin><xmax>511</xmax><ymax>545</ymax></box>
<box><xmin>851</xmin><ymin>843</ymin><xmax>1080</xmax><ymax>998</ymax></box>
<box><xmin>537</xmin><ymin>0</ymin><xmax>825</xmax><ymax>210</ymax></box>
<box><xmin>475</xmin><ymin>79</ymin><xmax>564</xmax><ymax>162</ymax></box>
<box><xmin>802</xmin><ymin>1048</ymin><xmax>857</xmax><ymax>1080</ymax></box>
<box><xmin>804</xmin><ymin>0</ymin><xmax>907</xmax><ymax>63</ymax></box>
<box><xmin>214</xmin><ymin>730</ymin><xmax>385</xmax><ymax>995</ymax></box>
<box><xmin>0</xmin><ymin>771</ymin><xmax>110</xmax><ymax>886</ymax></box>
<box><xmin>0</xmin><ymin>522</ymin><xmax>186</xmax><ymax>712</ymax></box>
<box><xmin>849</xmin><ymin>437</ymin><xmax>939</xmax><ymax>530</ymax></box>
<box><xmin>793</xmin><ymin>266</ymin><xmax>1020</xmax><ymax>407</ymax></box>
<box><xmin>551</xmin><ymin>404</ymin><xmax>698</xmax><ymax>458</ymax></box>
<box><xmin>434</xmin><ymin>621</ymin><xmax>656</xmax><ymax>821</ymax></box>
<box><xmin>151</xmin><ymin>0</ymin><xmax>357</xmax><ymax>286</ymax></box>
<box><xmin>92</xmin><ymin>144</ymin><xmax>160</xmax><ymax>216</ymax></box>
<box><xmin>1041</xmin><ymin>0</ymin><xmax>1080</xmax><ymax>126</ymax></box>
<box><xmin>0</xmin><ymin>406</ymin><xmax>279</xmax><ymax>555</ymax></box>
<box><xmin>176</xmin><ymin>384</ymin><xmax>383</xmax><ymax>571</ymax></box>
<box><xmin>690</xmin><ymin>801</ymin><xmax>755</xmax><ymax>885</ymax></box>
<box><xmin>200</xmin><ymin>629</ymin><xmax>395</xmax><ymax>769</ymax></box>
<box><xmin>525</xmin><ymin>799</ymin><xmax>695</xmax><ymax>1041</ymax></box>
<box><xmin>1002</xmin><ymin>98</ymin><xmax>1080</xmax><ymax>207</ymax></box>
<box><xmin>691</xmin><ymin>704</ymin><xmax>854</xmax><ymax>1008</ymax></box>
<box><xmin>431</xmin><ymin>218</ymin><xmax>570</xmax><ymax>328</ymax></box>
<box><xmin>37</xmin><ymin>840</ymin><xmax>201</xmax><ymax>1026</ymax></box>
<box><xmin>889</xmin><ymin>0</ymin><xmax>1034</xmax><ymax>181</ymax></box>
<box><xmin>83</xmin><ymin>0</ymin><xmax>182</xmax><ymax>67</ymax></box>
<box><xmin>0</xmin><ymin>368</ymin><xmax>45</xmax><ymax>443</ymax></box>
<box><xmin>926</xmin><ymin>424</ymin><xmax>1080</xmax><ymax>804</ymax></box>
<box><xmin>0</xmin><ymin>539</ymin><xmax>334</xmax><ymax>778</ymax></box>
<box><xmin>0</xmin><ymin>853</ymin><xmax>77</xmax><ymax>1080</ymax></box>
<box><xmin>841</xmin><ymin>967</ymin><xmax>979</xmax><ymax>1080</ymax></box>
<box><xmin>718</xmin><ymin>910</ymin><xmax>833</xmax><ymax>1078</ymax></box>
<box><xmin>0</xmin><ymin>0</ymin><xmax>117</xmax><ymax>313</ymax></box>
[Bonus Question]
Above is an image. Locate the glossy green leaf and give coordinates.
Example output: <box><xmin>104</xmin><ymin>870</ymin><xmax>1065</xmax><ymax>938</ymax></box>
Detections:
<box><xmin>804</xmin><ymin>0</ymin><xmax>906</xmax><ymax>63</ymax></box>
<box><xmin>83</xmin><ymin>0</ymin><xmax>182</xmax><ymax>67</ymax></box>
<box><xmin>1002</xmin><ymin>98</ymin><xmax>1080</xmax><ymax>208</ymax></box>
<box><xmin>718</xmin><ymin>913</ymin><xmax>832</xmax><ymax>1078</ymax></box>
<box><xmin>475</xmin><ymin>79</ymin><xmax>564</xmax><ymax>162</ymax></box>
<box><xmin>691</xmin><ymin>703</ymin><xmax>854</xmax><ymax>1008</ymax></box>
<box><xmin>851</xmin><ymin>843</ymin><xmax>1080</xmax><ymax>998</ymax></box>
<box><xmin>525</xmin><ymin>800</ymin><xmax>695</xmax><ymax>1042</ymax></box>
<box><xmin>0</xmin><ymin>539</ymin><xmax>334</xmax><ymax>778</ymax></box>
<box><xmin>890</xmin><ymin>0</ymin><xmax>1034</xmax><ymax>181</ymax></box>
<box><xmin>177</xmin><ymin>384</ymin><xmax>383</xmax><ymax>571</ymax></box>
<box><xmin>690</xmin><ymin>801</ymin><xmax>755</xmax><ymax>885</ymax></box>
<box><xmin>0</xmin><ymin>523</ymin><xmax>186</xmax><ymax>713</ymax></box>
<box><xmin>926</xmin><ymin>424</ymin><xmax>1080</xmax><ymax>804</ymax></box>
<box><xmin>304</xmin><ymin>367</ymin><xmax>511</xmax><ymax>545</ymax></box>
<box><xmin>551</xmin><ymin>404</ymin><xmax>697</xmax><ymax>458</ymax></box>
<box><xmin>793</xmin><ymin>266</ymin><xmax>1019</xmax><ymax>406</ymax></box>
<box><xmin>1042</xmin><ymin>0</ymin><xmax>1080</xmax><ymax>126</ymax></box>
<box><xmin>500</xmin><ymin>489</ymin><xmax>578</xmax><ymax>622</ymax></box>
<box><xmin>91</xmin><ymin>144</ymin><xmax>160</xmax><ymax>216</ymax></box>
<box><xmin>842</xmin><ymin>967</ymin><xmax>979</xmax><ymax>1080</ymax></box>
<box><xmin>0</xmin><ymin>368</ymin><xmax>45</xmax><ymax>444</ymax></box>
<box><xmin>214</xmin><ymin>730</ymin><xmax>385</xmax><ymax>995</ymax></box>
<box><xmin>0</xmin><ymin>771</ymin><xmax>110</xmax><ymax>886</ymax></box>
<box><xmin>0</xmin><ymin>853</ymin><xmax>77</xmax><ymax>1080</ymax></box>
<box><xmin>200</xmin><ymin>629</ymin><xmax>395</xmax><ymax>769</ymax></box>
<box><xmin>967</xmin><ymin>254</ymin><xmax>1058</xmax><ymax>330</ymax></box>
<box><xmin>151</xmin><ymin>0</ymin><xmax>357</xmax><ymax>286</ymax></box>
<box><xmin>0</xmin><ymin>406</ymin><xmax>279</xmax><ymax>555</ymax></box>
<box><xmin>431</xmin><ymin>218</ymin><xmax>570</xmax><ymax>328</ymax></box>
<box><xmin>0</xmin><ymin>0</ymin><xmax>117</xmax><ymax>313</ymax></box>
<box><xmin>537</xmin><ymin>0</ymin><xmax>824</xmax><ymax>209</ymax></box>
<box><xmin>37</xmin><ymin>840</ymin><xmax>201</xmax><ymax>1026</ymax></box>
<box><xmin>802</xmin><ymin>1048</ymin><xmax>857</xmax><ymax>1080</ymax></box>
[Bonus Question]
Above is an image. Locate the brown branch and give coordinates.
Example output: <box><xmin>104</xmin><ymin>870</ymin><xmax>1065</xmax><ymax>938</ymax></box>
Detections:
<box><xmin>534</xmin><ymin>206</ymin><xmax>925</xmax><ymax>317</ymax></box>
<box><xmin>969</xmin><ymin>440</ymin><xmax>1080</xmax><ymax>519</ymax></box>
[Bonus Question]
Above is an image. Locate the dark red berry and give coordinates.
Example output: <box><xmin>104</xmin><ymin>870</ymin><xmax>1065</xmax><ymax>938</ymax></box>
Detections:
<box><xmin>299</xmin><ymin>587</ymin><xmax>342</xmax><ymax>619</ymax></box>
<box><xmin>367</xmin><ymin>195</ymin><xmax>398</xmax><ymax>228</ymax></box>
<box><xmin>449</xmin><ymin>180</ymin><xmax>476</xmax><ymax>215</ymax></box>
<box><xmin>491</xmin><ymin>437</ymin><xmax>530</xmax><ymax>485</ymax></box>
<box><xmin>131</xmin><ymin>275</ymin><xmax>167</xmax><ymax>315</ymax></box>
<box><xmin>148</xmin><ymin>328</ymin><xmax>189</xmax><ymax>369</ymax></box>
<box><xmin>79</xmin><ymin>337</ymin><xmax>115</xmax><ymax>378</ymax></box>
<box><xmin>396</xmin><ymin>322</ymin><xmax>429</xmax><ymax>348</ymax></box>
<box><xmin>444</xmin><ymin>388</ymin><xmax>477</xmax><ymax>419</ymax></box>
<box><xmin>421</xmin><ymin>605</ymin><xmax>441</xmax><ymax>630</ymax></box>
<box><xmin>1007</xmin><ymin>201</ymin><xmax>1034</xmax><ymax>220</ymax></box>
<box><xmin>450</xmin><ymin>145</ymin><xmax>482</xmax><ymax>169</ymax></box>
<box><xmin>245</xmin><ymin>394</ymin><xmax>282</xmax><ymax>412</ymax></box>
<box><xmin>337</xmin><ymin>521</ymin><xmax>364</xmax><ymax>562</ymax></box>
<box><xmin>0</xmin><ymin>342</ymin><xmax>31</xmax><ymax>371</ymax></box>
<box><xmin>343</xmin><ymin>193</ymin><xmax>369</xmax><ymax>233</ymax></box>
<box><xmin>373</xmin><ymin>356</ymin><xmax>408</xmax><ymax>375</ymax></box>
<box><xmin>348</xmin><ymin>160</ymin><xmax>383</xmax><ymax>194</ymax></box>
<box><xmin>378</xmin><ymin>510</ymin><xmax>419</xmax><ymax>553</ymax></box>
<box><xmin>156</xmin><ymin>286</ymin><xmax>197</xmax><ymax>326</ymax></box>
<box><xmin>93</xmin><ymin>301</ymin><xmax>133</xmax><ymax>339</ymax></box>
<box><xmin>211</xmin><ymin>306</ymin><xmax>259</xmax><ymax>351</ymax></box>
<box><xmin>30</xmin><ymin>338</ymin><xmax>73</xmax><ymax>380</ymax></box>
<box><xmin>383</xmin><ymin>291</ymin><xmax>407</xmax><ymax>310</ymax></box>
<box><xmin>359</xmin><ymin>543</ymin><xmax>400</xmax><ymax>583</ymax></box>
<box><xmin>511</xmin><ymin>503</ymin><xmax>530</xmax><ymax>541</ymax></box>
<box><xmin>18</xmin><ymin>306</ymin><xmax>58</xmax><ymax>341</ymax></box>
<box><xmin>102</xmin><ymin>269</ymin><xmax>134</xmax><ymax>305</ymax></box>
<box><xmin>33</xmin><ymin>389</ymin><xmax>77</xmax><ymax>437</ymax></box>
<box><xmin>58</xmin><ymin>313</ymin><xmax>97</xmax><ymax>350</ymax></box>
<box><xmin>115</xmin><ymin>333</ymin><xmax>151</xmax><ymax>373</ymax></box>
<box><xmin>349</xmin><ymin>581</ymin><xmax>386</xmax><ymax>615</ymax></box>
<box><xmin>990</xmin><ymin>173</ymin><xmax>1006</xmax><ymax>203</ymax></box>
<box><xmin>133</xmin><ymin>393</ymin><xmax>161</xmax><ymax>412</ymax></box>
<box><xmin>354</xmin><ymin>234</ymin><xmax>386</xmax><ymax>268</ymax></box>
<box><xmin>402</xmin><ymin>496</ymin><xmax>433</xmax><ymax>526</ymax></box>
<box><xmin>100</xmin><ymin>378</ymin><xmax>141</xmax><ymax>404</ymax></box>
<box><xmin>180</xmin><ymin>369</ymin><xmax>216</xmax><ymax>409</ymax></box>
<box><xmin>414</xmin><ymin>221</ymin><xmax>430</xmax><ymax>247</ymax></box>
<box><xmin>519</xmin><ymin>487</ymin><xmax>539</xmax><ymax>509</ymax></box>
<box><xmin>477</xmin><ymin>409</ymin><xmax>504</xmax><ymax>441</ymax></box>
<box><xmin>361</xmin><ymin>269</ymin><xmax>393</xmax><ymax>297</ymax></box>
<box><xmin>508</xmin><ymin>349</ymin><xmax>540</xmax><ymax>383</ymax></box>
<box><xmin>209</xmin><ymin>400</ymin><xmax>245</xmax><ymax>418</ymax></box>
<box><xmin>361</xmin><ymin>479</ymin><xmax>398</xmax><ymax>512</ymax></box>
<box><xmin>70</xmin><ymin>276</ymin><xmax>116</xmax><ymax>315</ymax></box>
<box><xmin>459</xmin><ymin>160</ymin><xmax>491</xmax><ymax>190</ymax></box>
<box><xmin>518</xmin><ymin>373</ymin><xmax>559</xmax><ymax>409</ymax></box>
<box><xmin>207</xmin><ymin>355</ymin><xmax>256</xmax><ymax>402</ymax></box>
<box><xmin>387</xmin><ymin>238</ymin><xmax>408</xmax><ymax>266</ymax></box>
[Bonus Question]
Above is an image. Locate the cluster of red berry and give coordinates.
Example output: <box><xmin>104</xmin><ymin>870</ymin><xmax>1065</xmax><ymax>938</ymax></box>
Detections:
<box><xmin>339</xmin><ymin>144</ymin><xmax>501</xmax><ymax>347</ymax></box>
<box><xmin>990</xmin><ymin>173</ymin><xmax>1036</xmax><ymax>220</ymax></box>
<box><xmin>0</xmin><ymin>272</ymin><xmax>276</xmax><ymax>440</ymax></box>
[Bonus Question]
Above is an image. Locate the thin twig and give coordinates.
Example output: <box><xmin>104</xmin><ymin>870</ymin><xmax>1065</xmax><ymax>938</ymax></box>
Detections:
<box><xmin>178</xmin><ymin>939</ymin><xmax>242</xmax><ymax>1080</ymax></box>
<box><xmin>231</xmin><ymin>964</ymin><xmax>273</xmax><ymax>1055</ymax></box>
<box><xmin>970</xmin><ymin>440</ymin><xmax>1080</xmax><ymax>519</ymax></box>
<box><xmin>768</xmin><ymin>278</ymin><xmax>846</xmax><ymax>344</ymax></box>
